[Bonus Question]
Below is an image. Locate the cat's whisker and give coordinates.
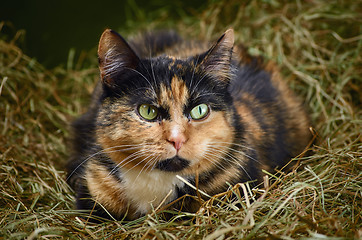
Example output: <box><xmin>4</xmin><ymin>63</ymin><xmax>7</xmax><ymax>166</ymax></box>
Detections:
<box><xmin>203</xmin><ymin>147</ymin><xmax>239</xmax><ymax>168</ymax></box>
<box><xmin>67</xmin><ymin>144</ymin><xmax>148</xmax><ymax>181</ymax></box>
<box><xmin>98</xmin><ymin>143</ymin><xmax>152</xmax><ymax>152</ymax></box>
<box><xmin>149</xmin><ymin>156</ymin><xmax>162</xmax><ymax>172</ymax></box>
<box><xmin>226</xmin><ymin>148</ymin><xmax>259</xmax><ymax>163</ymax></box>
<box><xmin>206</xmin><ymin>141</ymin><xmax>259</xmax><ymax>163</ymax></box>
<box><xmin>136</xmin><ymin>154</ymin><xmax>157</xmax><ymax>173</ymax></box>
<box><xmin>105</xmin><ymin>148</ymin><xmax>148</xmax><ymax>170</ymax></box>
<box><xmin>144</xmin><ymin>155</ymin><xmax>161</xmax><ymax>173</ymax></box>
<box><xmin>119</xmin><ymin>153</ymin><xmax>162</xmax><ymax>189</ymax></box>
<box><xmin>207</xmin><ymin>143</ymin><xmax>259</xmax><ymax>165</ymax></box>
<box><xmin>122</xmin><ymin>152</ymin><xmax>156</xmax><ymax>175</ymax></box>
<box><xmin>103</xmin><ymin>145</ymin><xmax>148</xmax><ymax>152</ymax></box>
<box><xmin>203</xmin><ymin>148</ymin><xmax>253</xmax><ymax>180</ymax></box>
<box><xmin>132</xmin><ymin>154</ymin><xmax>161</xmax><ymax>185</ymax></box>
<box><xmin>206</xmin><ymin>146</ymin><xmax>249</xmax><ymax>167</ymax></box>
<box><xmin>192</xmin><ymin>64</ymin><xmax>218</xmax><ymax>93</ymax></box>
<box><xmin>202</xmin><ymin>151</ymin><xmax>230</xmax><ymax>172</ymax></box>
<box><xmin>189</xmin><ymin>55</ymin><xmax>200</xmax><ymax>92</ymax></box>
<box><xmin>149</xmin><ymin>55</ymin><xmax>157</xmax><ymax>87</ymax></box>
<box><xmin>108</xmin><ymin>145</ymin><xmax>164</xmax><ymax>177</ymax></box>
<box><xmin>202</xmin><ymin>152</ymin><xmax>252</xmax><ymax>181</ymax></box>
<box><xmin>204</xmin><ymin>143</ymin><xmax>251</xmax><ymax>165</ymax></box>
<box><xmin>190</xmin><ymin>71</ymin><xmax>208</xmax><ymax>96</ymax></box>
<box><xmin>206</xmin><ymin>146</ymin><xmax>254</xmax><ymax>180</ymax></box>
<box><xmin>125</xmin><ymin>67</ymin><xmax>157</xmax><ymax>97</ymax></box>
<box><xmin>108</xmin><ymin>150</ymin><xmax>151</xmax><ymax>176</ymax></box>
<box><xmin>207</xmin><ymin>141</ymin><xmax>256</xmax><ymax>151</ymax></box>
<box><xmin>219</xmin><ymin>146</ymin><xmax>259</xmax><ymax>164</ymax></box>
<box><xmin>193</xmin><ymin>92</ymin><xmax>224</xmax><ymax>99</ymax></box>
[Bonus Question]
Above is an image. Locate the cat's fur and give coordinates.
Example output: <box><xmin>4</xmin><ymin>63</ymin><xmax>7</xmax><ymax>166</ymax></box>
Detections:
<box><xmin>67</xmin><ymin>28</ymin><xmax>311</xmax><ymax>221</ymax></box>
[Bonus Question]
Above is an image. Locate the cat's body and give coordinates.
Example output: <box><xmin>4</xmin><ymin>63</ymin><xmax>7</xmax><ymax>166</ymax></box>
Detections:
<box><xmin>67</xmin><ymin>29</ymin><xmax>311</xmax><ymax>221</ymax></box>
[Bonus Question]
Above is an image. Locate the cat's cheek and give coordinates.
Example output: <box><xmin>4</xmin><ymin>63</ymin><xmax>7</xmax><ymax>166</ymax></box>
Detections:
<box><xmin>106</xmin><ymin>124</ymin><xmax>125</xmax><ymax>141</ymax></box>
<box><xmin>181</xmin><ymin>111</ymin><xmax>235</xmax><ymax>173</ymax></box>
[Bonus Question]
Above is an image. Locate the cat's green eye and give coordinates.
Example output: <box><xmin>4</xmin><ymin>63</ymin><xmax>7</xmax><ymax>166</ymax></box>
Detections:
<box><xmin>138</xmin><ymin>104</ymin><xmax>158</xmax><ymax>121</ymax></box>
<box><xmin>190</xmin><ymin>104</ymin><xmax>209</xmax><ymax>120</ymax></box>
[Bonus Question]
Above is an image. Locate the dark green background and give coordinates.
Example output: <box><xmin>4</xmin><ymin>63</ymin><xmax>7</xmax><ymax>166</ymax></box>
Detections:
<box><xmin>1</xmin><ymin>0</ymin><xmax>205</xmax><ymax>68</ymax></box>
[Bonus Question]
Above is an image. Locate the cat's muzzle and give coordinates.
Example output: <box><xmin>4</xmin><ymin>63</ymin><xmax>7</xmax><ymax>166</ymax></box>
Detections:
<box><xmin>155</xmin><ymin>156</ymin><xmax>190</xmax><ymax>172</ymax></box>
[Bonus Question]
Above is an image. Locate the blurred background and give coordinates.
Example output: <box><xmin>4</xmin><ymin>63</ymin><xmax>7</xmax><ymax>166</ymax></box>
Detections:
<box><xmin>0</xmin><ymin>0</ymin><xmax>206</xmax><ymax>68</ymax></box>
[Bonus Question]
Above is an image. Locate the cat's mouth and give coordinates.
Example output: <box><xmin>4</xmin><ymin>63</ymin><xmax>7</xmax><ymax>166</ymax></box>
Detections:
<box><xmin>154</xmin><ymin>156</ymin><xmax>190</xmax><ymax>172</ymax></box>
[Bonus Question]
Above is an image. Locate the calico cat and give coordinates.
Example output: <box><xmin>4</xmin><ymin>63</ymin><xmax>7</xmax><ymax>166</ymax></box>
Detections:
<box><xmin>67</xmin><ymin>28</ymin><xmax>311</xmax><ymax>221</ymax></box>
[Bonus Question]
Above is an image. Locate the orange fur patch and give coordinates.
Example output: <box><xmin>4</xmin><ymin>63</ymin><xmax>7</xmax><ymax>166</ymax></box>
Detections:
<box><xmin>86</xmin><ymin>161</ymin><xmax>136</xmax><ymax>218</ymax></box>
<box><xmin>235</xmin><ymin>94</ymin><xmax>264</xmax><ymax>142</ymax></box>
<box><xmin>170</xmin><ymin>76</ymin><xmax>189</xmax><ymax>104</ymax></box>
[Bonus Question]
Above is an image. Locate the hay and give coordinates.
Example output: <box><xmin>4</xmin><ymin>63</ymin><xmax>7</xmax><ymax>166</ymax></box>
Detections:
<box><xmin>1</xmin><ymin>0</ymin><xmax>361</xmax><ymax>238</ymax></box>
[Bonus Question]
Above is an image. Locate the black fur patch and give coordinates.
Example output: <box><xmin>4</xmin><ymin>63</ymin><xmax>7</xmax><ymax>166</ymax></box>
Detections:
<box><xmin>155</xmin><ymin>156</ymin><xmax>190</xmax><ymax>172</ymax></box>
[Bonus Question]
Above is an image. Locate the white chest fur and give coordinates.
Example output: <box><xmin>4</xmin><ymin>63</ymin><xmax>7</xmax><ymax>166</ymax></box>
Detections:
<box><xmin>120</xmin><ymin>169</ymin><xmax>185</xmax><ymax>214</ymax></box>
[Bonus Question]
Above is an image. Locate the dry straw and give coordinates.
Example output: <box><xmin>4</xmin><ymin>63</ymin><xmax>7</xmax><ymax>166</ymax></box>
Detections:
<box><xmin>1</xmin><ymin>0</ymin><xmax>361</xmax><ymax>239</ymax></box>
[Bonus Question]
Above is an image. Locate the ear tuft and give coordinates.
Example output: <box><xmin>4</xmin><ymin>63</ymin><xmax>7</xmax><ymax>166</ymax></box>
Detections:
<box><xmin>98</xmin><ymin>29</ymin><xmax>139</xmax><ymax>87</ymax></box>
<box><xmin>198</xmin><ymin>29</ymin><xmax>235</xmax><ymax>83</ymax></box>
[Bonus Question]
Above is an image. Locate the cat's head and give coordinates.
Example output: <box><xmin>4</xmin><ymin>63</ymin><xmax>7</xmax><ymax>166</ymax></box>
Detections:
<box><xmin>95</xmin><ymin>29</ymin><xmax>238</xmax><ymax>175</ymax></box>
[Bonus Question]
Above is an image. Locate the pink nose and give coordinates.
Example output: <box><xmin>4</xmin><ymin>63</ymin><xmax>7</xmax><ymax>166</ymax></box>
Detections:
<box><xmin>167</xmin><ymin>135</ymin><xmax>186</xmax><ymax>151</ymax></box>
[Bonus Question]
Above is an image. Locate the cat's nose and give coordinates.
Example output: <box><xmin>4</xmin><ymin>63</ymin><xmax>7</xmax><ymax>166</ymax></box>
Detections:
<box><xmin>167</xmin><ymin>127</ymin><xmax>187</xmax><ymax>151</ymax></box>
<box><xmin>167</xmin><ymin>136</ymin><xmax>186</xmax><ymax>151</ymax></box>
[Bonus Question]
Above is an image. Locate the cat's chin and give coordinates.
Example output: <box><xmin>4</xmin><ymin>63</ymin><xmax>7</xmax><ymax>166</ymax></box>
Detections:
<box><xmin>154</xmin><ymin>156</ymin><xmax>190</xmax><ymax>172</ymax></box>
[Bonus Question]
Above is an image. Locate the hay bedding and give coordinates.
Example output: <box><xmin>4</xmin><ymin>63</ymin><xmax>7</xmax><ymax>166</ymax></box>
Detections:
<box><xmin>0</xmin><ymin>1</ymin><xmax>361</xmax><ymax>239</ymax></box>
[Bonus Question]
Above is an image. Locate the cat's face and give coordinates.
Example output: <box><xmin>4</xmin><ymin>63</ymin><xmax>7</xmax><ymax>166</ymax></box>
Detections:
<box><xmin>96</xmin><ymin>29</ymin><xmax>237</xmax><ymax>175</ymax></box>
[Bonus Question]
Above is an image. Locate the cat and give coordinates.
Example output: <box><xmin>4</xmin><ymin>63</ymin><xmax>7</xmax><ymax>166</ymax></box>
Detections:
<box><xmin>67</xmin><ymin>28</ymin><xmax>312</xmax><ymax>221</ymax></box>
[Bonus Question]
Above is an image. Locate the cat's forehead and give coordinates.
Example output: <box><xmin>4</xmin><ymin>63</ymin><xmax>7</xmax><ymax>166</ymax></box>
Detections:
<box><xmin>158</xmin><ymin>75</ymin><xmax>189</xmax><ymax>109</ymax></box>
<box><xmin>152</xmin><ymin>55</ymin><xmax>192</xmax><ymax>72</ymax></box>
<box><xmin>142</xmin><ymin>56</ymin><xmax>193</xmax><ymax>104</ymax></box>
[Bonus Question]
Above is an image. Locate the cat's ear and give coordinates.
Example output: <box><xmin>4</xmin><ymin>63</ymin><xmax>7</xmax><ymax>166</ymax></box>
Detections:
<box><xmin>98</xmin><ymin>29</ymin><xmax>140</xmax><ymax>87</ymax></box>
<box><xmin>198</xmin><ymin>29</ymin><xmax>234</xmax><ymax>83</ymax></box>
